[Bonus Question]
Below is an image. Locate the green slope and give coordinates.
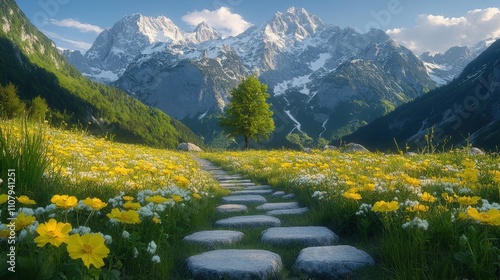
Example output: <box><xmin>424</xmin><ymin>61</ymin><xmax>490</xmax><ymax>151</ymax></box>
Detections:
<box><xmin>343</xmin><ymin>39</ymin><xmax>500</xmax><ymax>152</ymax></box>
<box><xmin>0</xmin><ymin>0</ymin><xmax>202</xmax><ymax>148</ymax></box>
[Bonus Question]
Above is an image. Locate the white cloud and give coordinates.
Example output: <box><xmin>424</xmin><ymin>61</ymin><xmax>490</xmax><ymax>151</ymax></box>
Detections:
<box><xmin>50</xmin><ymin>18</ymin><xmax>103</xmax><ymax>34</ymax></box>
<box><xmin>182</xmin><ymin>7</ymin><xmax>251</xmax><ymax>37</ymax></box>
<box><xmin>387</xmin><ymin>7</ymin><xmax>500</xmax><ymax>54</ymax></box>
<box><xmin>42</xmin><ymin>30</ymin><xmax>92</xmax><ymax>51</ymax></box>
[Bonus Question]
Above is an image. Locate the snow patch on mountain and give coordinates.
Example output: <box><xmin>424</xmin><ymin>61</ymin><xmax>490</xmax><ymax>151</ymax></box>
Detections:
<box><xmin>285</xmin><ymin>110</ymin><xmax>302</xmax><ymax>133</ymax></box>
<box><xmin>274</xmin><ymin>75</ymin><xmax>312</xmax><ymax>97</ymax></box>
<box><xmin>309</xmin><ymin>53</ymin><xmax>331</xmax><ymax>71</ymax></box>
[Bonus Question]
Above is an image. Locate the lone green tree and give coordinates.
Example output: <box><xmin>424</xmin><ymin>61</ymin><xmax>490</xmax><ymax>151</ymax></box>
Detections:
<box><xmin>219</xmin><ymin>76</ymin><xmax>275</xmax><ymax>149</ymax></box>
<box><xmin>0</xmin><ymin>83</ymin><xmax>25</xmax><ymax>119</ymax></box>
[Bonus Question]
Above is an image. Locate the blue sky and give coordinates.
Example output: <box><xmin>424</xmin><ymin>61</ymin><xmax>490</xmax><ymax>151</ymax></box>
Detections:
<box><xmin>15</xmin><ymin>0</ymin><xmax>500</xmax><ymax>54</ymax></box>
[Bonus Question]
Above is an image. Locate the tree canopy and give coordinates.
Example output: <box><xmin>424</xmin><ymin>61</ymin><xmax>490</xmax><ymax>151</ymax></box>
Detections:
<box><xmin>219</xmin><ymin>76</ymin><xmax>275</xmax><ymax>149</ymax></box>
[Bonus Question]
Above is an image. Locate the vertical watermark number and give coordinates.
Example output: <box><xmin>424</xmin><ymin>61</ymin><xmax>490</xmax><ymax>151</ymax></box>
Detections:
<box><xmin>6</xmin><ymin>169</ymin><xmax>16</xmax><ymax>273</ymax></box>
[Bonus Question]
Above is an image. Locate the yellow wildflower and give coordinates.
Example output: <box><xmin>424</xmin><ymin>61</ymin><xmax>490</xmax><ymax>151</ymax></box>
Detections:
<box><xmin>171</xmin><ymin>195</ymin><xmax>183</xmax><ymax>203</ymax></box>
<box><xmin>192</xmin><ymin>193</ymin><xmax>202</xmax><ymax>200</ymax></box>
<box><xmin>107</xmin><ymin>208</ymin><xmax>141</xmax><ymax>224</ymax></box>
<box><xmin>457</xmin><ymin>196</ymin><xmax>481</xmax><ymax>205</ymax></box>
<box><xmin>15</xmin><ymin>213</ymin><xmax>36</xmax><ymax>231</ymax></box>
<box><xmin>420</xmin><ymin>192</ymin><xmax>436</xmax><ymax>203</ymax></box>
<box><xmin>16</xmin><ymin>195</ymin><xmax>36</xmax><ymax>205</ymax></box>
<box><xmin>0</xmin><ymin>194</ymin><xmax>8</xmax><ymax>204</ymax></box>
<box><xmin>123</xmin><ymin>201</ymin><xmax>142</xmax><ymax>210</ymax></box>
<box><xmin>67</xmin><ymin>233</ymin><xmax>110</xmax><ymax>268</ymax></box>
<box><xmin>34</xmin><ymin>219</ymin><xmax>72</xmax><ymax>247</ymax></box>
<box><xmin>145</xmin><ymin>195</ymin><xmax>169</xmax><ymax>204</ymax></box>
<box><xmin>342</xmin><ymin>192</ymin><xmax>362</xmax><ymax>200</ymax></box>
<box><xmin>467</xmin><ymin>208</ymin><xmax>500</xmax><ymax>226</ymax></box>
<box><xmin>51</xmin><ymin>195</ymin><xmax>78</xmax><ymax>209</ymax></box>
<box><xmin>82</xmin><ymin>197</ymin><xmax>108</xmax><ymax>211</ymax></box>
<box><xmin>173</xmin><ymin>175</ymin><xmax>190</xmax><ymax>188</ymax></box>
<box><xmin>122</xmin><ymin>196</ymin><xmax>134</xmax><ymax>201</ymax></box>
<box><xmin>406</xmin><ymin>203</ymin><xmax>429</xmax><ymax>212</ymax></box>
<box><xmin>372</xmin><ymin>201</ymin><xmax>399</xmax><ymax>212</ymax></box>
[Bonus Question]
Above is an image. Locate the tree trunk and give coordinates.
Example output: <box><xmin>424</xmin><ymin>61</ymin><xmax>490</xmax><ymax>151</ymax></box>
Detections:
<box><xmin>245</xmin><ymin>136</ymin><xmax>249</xmax><ymax>149</ymax></box>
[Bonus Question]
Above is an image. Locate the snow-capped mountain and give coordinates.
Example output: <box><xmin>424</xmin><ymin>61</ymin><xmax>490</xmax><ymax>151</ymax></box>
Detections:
<box><xmin>420</xmin><ymin>39</ymin><xmax>495</xmax><ymax>86</ymax></box>
<box><xmin>66</xmin><ymin>14</ymin><xmax>222</xmax><ymax>83</ymax></box>
<box><xmin>65</xmin><ymin>7</ymin><xmax>437</xmax><ymax>146</ymax></box>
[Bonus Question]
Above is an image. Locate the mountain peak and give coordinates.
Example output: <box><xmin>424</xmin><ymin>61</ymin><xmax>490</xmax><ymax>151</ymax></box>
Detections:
<box><xmin>267</xmin><ymin>7</ymin><xmax>323</xmax><ymax>40</ymax></box>
<box><xmin>193</xmin><ymin>21</ymin><xmax>221</xmax><ymax>42</ymax></box>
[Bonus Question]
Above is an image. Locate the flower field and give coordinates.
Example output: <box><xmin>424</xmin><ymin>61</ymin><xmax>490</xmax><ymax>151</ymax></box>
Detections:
<box><xmin>204</xmin><ymin>150</ymin><xmax>500</xmax><ymax>279</ymax></box>
<box><xmin>0</xmin><ymin>120</ymin><xmax>223</xmax><ymax>279</ymax></box>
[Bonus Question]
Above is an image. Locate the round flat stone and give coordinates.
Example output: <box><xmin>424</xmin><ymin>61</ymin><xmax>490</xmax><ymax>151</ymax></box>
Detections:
<box><xmin>220</xmin><ymin>182</ymin><xmax>255</xmax><ymax>187</ymax></box>
<box><xmin>215</xmin><ymin>175</ymin><xmax>244</xmax><ymax>180</ymax></box>
<box><xmin>219</xmin><ymin>179</ymin><xmax>252</xmax><ymax>183</ymax></box>
<box><xmin>261</xmin><ymin>226</ymin><xmax>338</xmax><ymax>246</ymax></box>
<box><xmin>216</xmin><ymin>204</ymin><xmax>248</xmax><ymax>213</ymax></box>
<box><xmin>282</xmin><ymin>193</ymin><xmax>295</xmax><ymax>200</ymax></box>
<box><xmin>272</xmin><ymin>191</ymin><xmax>286</xmax><ymax>197</ymax></box>
<box><xmin>231</xmin><ymin>190</ymin><xmax>273</xmax><ymax>195</ymax></box>
<box><xmin>183</xmin><ymin>230</ymin><xmax>244</xmax><ymax>247</ymax></box>
<box><xmin>256</xmin><ymin>202</ymin><xmax>299</xmax><ymax>211</ymax></box>
<box><xmin>245</xmin><ymin>185</ymin><xmax>272</xmax><ymax>190</ymax></box>
<box><xmin>267</xmin><ymin>207</ymin><xmax>309</xmax><ymax>216</ymax></box>
<box><xmin>222</xmin><ymin>195</ymin><xmax>267</xmax><ymax>205</ymax></box>
<box><xmin>296</xmin><ymin>245</ymin><xmax>375</xmax><ymax>278</ymax></box>
<box><xmin>215</xmin><ymin>215</ymin><xmax>281</xmax><ymax>228</ymax></box>
<box><xmin>187</xmin><ymin>249</ymin><xmax>282</xmax><ymax>280</ymax></box>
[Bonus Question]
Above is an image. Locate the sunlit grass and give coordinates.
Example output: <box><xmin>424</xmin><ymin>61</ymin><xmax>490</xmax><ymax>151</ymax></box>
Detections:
<box><xmin>203</xmin><ymin>150</ymin><xmax>500</xmax><ymax>279</ymax></box>
<box><xmin>0</xmin><ymin>119</ymin><xmax>223</xmax><ymax>279</ymax></box>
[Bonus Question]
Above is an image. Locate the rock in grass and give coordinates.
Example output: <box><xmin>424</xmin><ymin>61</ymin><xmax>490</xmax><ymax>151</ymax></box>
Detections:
<box><xmin>256</xmin><ymin>202</ymin><xmax>299</xmax><ymax>211</ymax></box>
<box><xmin>215</xmin><ymin>204</ymin><xmax>248</xmax><ymax>213</ymax></box>
<box><xmin>341</xmin><ymin>143</ymin><xmax>369</xmax><ymax>153</ymax></box>
<box><xmin>296</xmin><ymin>245</ymin><xmax>375</xmax><ymax>278</ymax></box>
<box><xmin>261</xmin><ymin>226</ymin><xmax>338</xmax><ymax>246</ymax></box>
<box><xmin>215</xmin><ymin>215</ymin><xmax>280</xmax><ymax>228</ymax></box>
<box><xmin>183</xmin><ymin>230</ymin><xmax>244</xmax><ymax>247</ymax></box>
<box><xmin>221</xmin><ymin>195</ymin><xmax>267</xmax><ymax>205</ymax></box>
<box><xmin>187</xmin><ymin>249</ymin><xmax>282</xmax><ymax>280</ymax></box>
<box><xmin>177</xmin><ymin>142</ymin><xmax>203</xmax><ymax>152</ymax></box>
<box><xmin>266</xmin><ymin>207</ymin><xmax>309</xmax><ymax>216</ymax></box>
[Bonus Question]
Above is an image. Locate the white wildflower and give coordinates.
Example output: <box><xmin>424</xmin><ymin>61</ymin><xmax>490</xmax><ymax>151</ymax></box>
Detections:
<box><xmin>151</xmin><ymin>255</ymin><xmax>161</xmax><ymax>263</ymax></box>
<box><xmin>402</xmin><ymin>217</ymin><xmax>429</xmax><ymax>230</ymax></box>
<box><xmin>147</xmin><ymin>241</ymin><xmax>157</xmax><ymax>254</ymax></box>
<box><xmin>122</xmin><ymin>230</ymin><xmax>130</xmax><ymax>239</ymax></box>
<box><xmin>70</xmin><ymin>226</ymin><xmax>92</xmax><ymax>235</ymax></box>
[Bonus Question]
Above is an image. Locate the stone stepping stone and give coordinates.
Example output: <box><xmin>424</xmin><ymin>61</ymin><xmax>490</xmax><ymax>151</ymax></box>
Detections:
<box><xmin>187</xmin><ymin>249</ymin><xmax>282</xmax><ymax>280</ymax></box>
<box><xmin>221</xmin><ymin>195</ymin><xmax>267</xmax><ymax>205</ymax></box>
<box><xmin>221</xmin><ymin>186</ymin><xmax>245</xmax><ymax>191</ymax></box>
<box><xmin>218</xmin><ymin>179</ymin><xmax>252</xmax><ymax>183</ymax></box>
<box><xmin>183</xmin><ymin>230</ymin><xmax>244</xmax><ymax>247</ymax></box>
<box><xmin>215</xmin><ymin>175</ymin><xmax>244</xmax><ymax>180</ymax></box>
<box><xmin>256</xmin><ymin>202</ymin><xmax>299</xmax><ymax>211</ymax></box>
<box><xmin>210</xmin><ymin>171</ymin><xmax>229</xmax><ymax>175</ymax></box>
<box><xmin>261</xmin><ymin>226</ymin><xmax>339</xmax><ymax>246</ymax></box>
<box><xmin>215</xmin><ymin>204</ymin><xmax>248</xmax><ymax>213</ymax></box>
<box><xmin>272</xmin><ymin>191</ymin><xmax>285</xmax><ymax>197</ymax></box>
<box><xmin>245</xmin><ymin>185</ymin><xmax>273</xmax><ymax>190</ymax></box>
<box><xmin>220</xmin><ymin>182</ymin><xmax>255</xmax><ymax>187</ymax></box>
<box><xmin>282</xmin><ymin>193</ymin><xmax>295</xmax><ymax>200</ymax></box>
<box><xmin>215</xmin><ymin>215</ymin><xmax>281</xmax><ymax>228</ymax></box>
<box><xmin>295</xmin><ymin>245</ymin><xmax>375</xmax><ymax>279</ymax></box>
<box><xmin>230</xmin><ymin>189</ymin><xmax>273</xmax><ymax>195</ymax></box>
<box><xmin>267</xmin><ymin>207</ymin><xmax>309</xmax><ymax>216</ymax></box>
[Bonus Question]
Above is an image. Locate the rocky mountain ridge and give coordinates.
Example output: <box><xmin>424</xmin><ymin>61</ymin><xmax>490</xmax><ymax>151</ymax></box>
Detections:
<box><xmin>65</xmin><ymin>7</ymin><xmax>442</xmax><ymax>146</ymax></box>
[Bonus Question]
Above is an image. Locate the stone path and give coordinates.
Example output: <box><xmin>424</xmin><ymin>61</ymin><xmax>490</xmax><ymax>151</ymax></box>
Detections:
<box><xmin>184</xmin><ymin>158</ymin><xmax>375</xmax><ymax>279</ymax></box>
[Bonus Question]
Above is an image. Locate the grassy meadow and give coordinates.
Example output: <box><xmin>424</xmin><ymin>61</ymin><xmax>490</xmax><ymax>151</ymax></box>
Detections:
<box><xmin>1</xmin><ymin>119</ymin><xmax>499</xmax><ymax>279</ymax></box>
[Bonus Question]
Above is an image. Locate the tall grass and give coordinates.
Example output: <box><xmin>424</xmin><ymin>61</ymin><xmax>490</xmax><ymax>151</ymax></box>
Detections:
<box><xmin>0</xmin><ymin>119</ymin><xmax>50</xmax><ymax>197</ymax></box>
